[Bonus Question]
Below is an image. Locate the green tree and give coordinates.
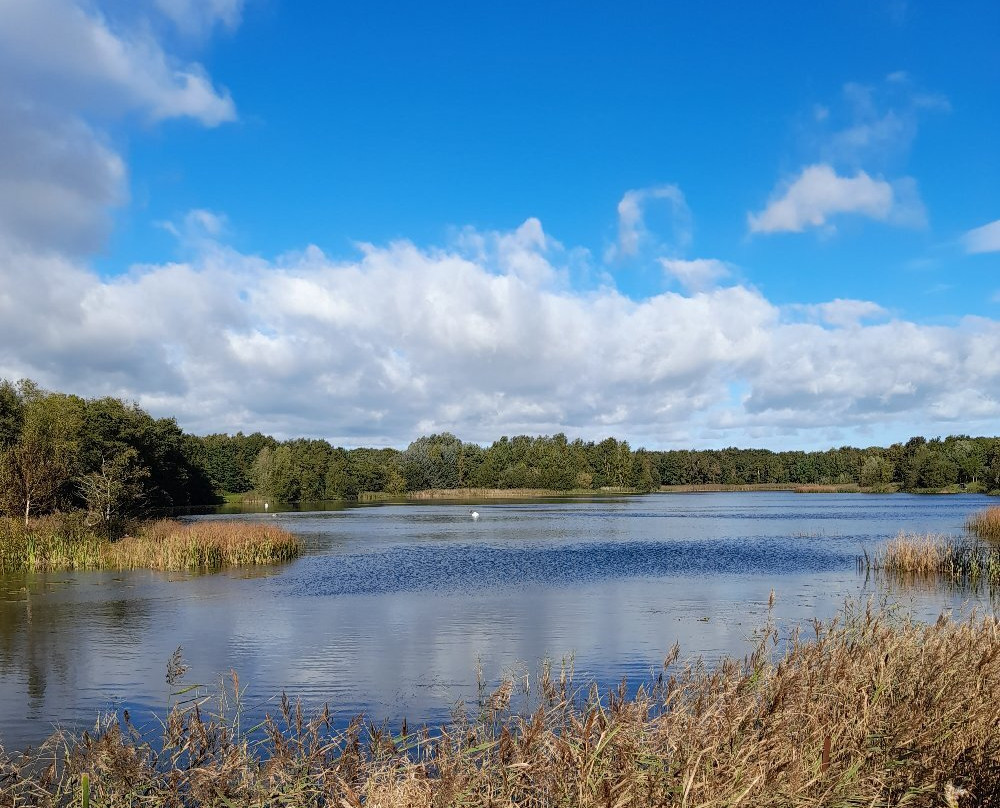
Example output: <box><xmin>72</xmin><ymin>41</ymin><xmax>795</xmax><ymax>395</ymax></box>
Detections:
<box><xmin>401</xmin><ymin>433</ymin><xmax>464</xmax><ymax>491</ymax></box>
<box><xmin>77</xmin><ymin>448</ymin><xmax>150</xmax><ymax>537</ymax></box>
<box><xmin>859</xmin><ymin>454</ymin><xmax>893</xmax><ymax>490</ymax></box>
<box><xmin>633</xmin><ymin>450</ymin><xmax>660</xmax><ymax>493</ymax></box>
<box><xmin>0</xmin><ymin>379</ymin><xmax>24</xmax><ymax>448</ymax></box>
<box><xmin>949</xmin><ymin>438</ymin><xmax>985</xmax><ymax>486</ymax></box>
<box><xmin>918</xmin><ymin>450</ymin><xmax>957</xmax><ymax>490</ymax></box>
<box><xmin>0</xmin><ymin>388</ymin><xmax>83</xmax><ymax>524</ymax></box>
<box><xmin>287</xmin><ymin>439</ymin><xmax>333</xmax><ymax>501</ymax></box>
<box><xmin>324</xmin><ymin>448</ymin><xmax>358</xmax><ymax>498</ymax></box>
<box><xmin>250</xmin><ymin>444</ymin><xmax>300</xmax><ymax>502</ymax></box>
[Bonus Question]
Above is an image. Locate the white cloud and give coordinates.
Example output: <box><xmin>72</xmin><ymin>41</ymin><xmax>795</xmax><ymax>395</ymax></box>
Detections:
<box><xmin>606</xmin><ymin>185</ymin><xmax>691</xmax><ymax>262</ymax></box>
<box><xmin>963</xmin><ymin>219</ymin><xmax>1000</xmax><ymax>254</ymax></box>
<box><xmin>819</xmin><ymin>75</ymin><xmax>948</xmax><ymax>170</ymax></box>
<box><xmin>0</xmin><ymin>0</ymin><xmax>236</xmax><ymax>126</ymax></box>
<box><xmin>0</xmin><ymin>0</ymin><xmax>235</xmax><ymax>255</ymax></box>
<box><xmin>0</xmin><ymin>99</ymin><xmax>126</xmax><ymax>254</ymax></box>
<box><xmin>748</xmin><ymin>164</ymin><xmax>925</xmax><ymax>234</ymax></box>
<box><xmin>788</xmin><ymin>299</ymin><xmax>889</xmax><ymax>329</ymax></box>
<box><xmin>3</xmin><ymin>220</ymin><xmax>1000</xmax><ymax>449</ymax></box>
<box><xmin>659</xmin><ymin>258</ymin><xmax>731</xmax><ymax>292</ymax></box>
<box><xmin>159</xmin><ymin>208</ymin><xmax>230</xmax><ymax>252</ymax></box>
<box><xmin>741</xmin><ymin>317</ymin><xmax>1000</xmax><ymax>431</ymax></box>
<box><xmin>154</xmin><ymin>0</ymin><xmax>244</xmax><ymax>38</ymax></box>
<box><xmin>751</xmin><ymin>76</ymin><xmax>943</xmax><ymax>239</ymax></box>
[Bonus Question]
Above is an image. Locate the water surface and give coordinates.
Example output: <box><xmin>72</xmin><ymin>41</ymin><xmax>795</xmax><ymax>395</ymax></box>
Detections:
<box><xmin>0</xmin><ymin>492</ymin><xmax>993</xmax><ymax>751</ymax></box>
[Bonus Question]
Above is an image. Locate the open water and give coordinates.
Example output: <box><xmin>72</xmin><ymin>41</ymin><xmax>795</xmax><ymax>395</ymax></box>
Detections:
<box><xmin>0</xmin><ymin>492</ymin><xmax>995</xmax><ymax>751</ymax></box>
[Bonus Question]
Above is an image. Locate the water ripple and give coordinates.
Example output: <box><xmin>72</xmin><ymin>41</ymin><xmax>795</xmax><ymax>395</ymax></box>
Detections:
<box><xmin>288</xmin><ymin>537</ymin><xmax>849</xmax><ymax>596</ymax></box>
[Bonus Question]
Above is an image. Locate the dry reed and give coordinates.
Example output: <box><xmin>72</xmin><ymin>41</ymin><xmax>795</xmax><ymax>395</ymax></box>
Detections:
<box><xmin>1</xmin><ymin>600</ymin><xmax>998</xmax><ymax>806</ymax></box>
<box><xmin>0</xmin><ymin>516</ymin><xmax>300</xmax><ymax>572</ymax></box>
<box><xmin>967</xmin><ymin>506</ymin><xmax>1000</xmax><ymax>541</ymax></box>
<box><xmin>792</xmin><ymin>483</ymin><xmax>862</xmax><ymax>493</ymax></box>
<box><xmin>863</xmin><ymin>531</ymin><xmax>1000</xmax><ymax>584</ymax></box>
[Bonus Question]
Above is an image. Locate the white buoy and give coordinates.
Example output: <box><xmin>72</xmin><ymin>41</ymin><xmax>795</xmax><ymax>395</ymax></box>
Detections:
<box><xmin>470</xmin><ymin>510</ymin><xmax>480</xmax><ymax>521</ymax></box>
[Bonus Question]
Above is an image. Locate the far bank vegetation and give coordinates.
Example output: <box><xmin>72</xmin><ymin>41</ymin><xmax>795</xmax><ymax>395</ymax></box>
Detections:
<box><xmin>4</xmin><ymin>379</ymin><xmax>1000</xmax><ymax>515</ymax></box>
<box><xmin>227</xmin><ymin>431</ymin><xmax>1000</xmax><ymax>505</ymax></box>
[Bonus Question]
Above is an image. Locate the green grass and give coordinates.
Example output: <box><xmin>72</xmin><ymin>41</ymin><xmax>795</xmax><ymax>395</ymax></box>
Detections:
<box><xmin>0</xmin><ymin>515</ymin><xmax>300</xmax><ymax>572</ymax></box>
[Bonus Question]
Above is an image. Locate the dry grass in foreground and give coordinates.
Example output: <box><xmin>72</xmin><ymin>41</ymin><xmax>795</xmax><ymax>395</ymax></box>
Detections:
<box><xmin>968</xmin><ymin>505</ymin><xmax>1000</xmax><ymax>541</ymax></box>
<box><xmin>2</xmin><ymin>601</ymin><xmax>999</xmax><ymax>806</ymax></box>
<box><xmin>863</xmin><ymin>531</ymin><xmax>1000</xmax><ymax>584</ymax></box>
<box><xmin>0</xmin><ymin>516</ymin><xmax>300</xmax><ymax>572</ymax></box>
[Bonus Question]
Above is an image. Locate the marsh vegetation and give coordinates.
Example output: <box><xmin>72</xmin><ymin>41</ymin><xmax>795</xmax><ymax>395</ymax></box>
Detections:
<box><xmin>967</xmin><ymin>505</ymin><xmax>1000</xmax><ymax>541</ymax></box>
<box><xmin>1</xmin><ymin>601</ymin><xmax>998</xmax><ymax>806</ymax></box>
<box><xmin>0</xmin><ymin>516</ymin><xmax>299</xmax><ymax>572</ymax></box>
<box><xmin>862</xmin><ymin>531</ymin><xmax>1000</xmax><ymax>588</ymax></box>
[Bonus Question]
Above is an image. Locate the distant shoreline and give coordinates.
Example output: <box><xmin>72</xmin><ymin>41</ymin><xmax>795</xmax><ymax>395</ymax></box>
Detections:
<box><xmin>222</xmin><ymin>482</ymin><xmax>993</xmax><ymax>509</ymax></box>
<box><xmin>357</xmin><ymin>486</ymin><xmax>640</xmax><ymax>501</ymax></box>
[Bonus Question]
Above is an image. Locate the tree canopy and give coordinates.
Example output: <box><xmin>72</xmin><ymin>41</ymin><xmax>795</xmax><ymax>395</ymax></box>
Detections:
<box><xmin>3</xmin><ymin>379</ymin><xmax>999</xmax><ymax>514</ymax></box>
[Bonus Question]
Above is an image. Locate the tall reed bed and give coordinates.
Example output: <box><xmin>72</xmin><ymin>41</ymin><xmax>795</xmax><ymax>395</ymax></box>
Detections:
<box><xmin>1</xmin><ymin>601</ymin><xmax>998</xmax><ymax>806</ymax></box>
<box><xmin>862</xmin><ymin>531</ymin><xmax>1000</xmax><ymax>585</ymax></box>
<box><xmin>967</xmin><ymin>505</ymin><xmax>1000</xmax><ymax>541</ymax></box>
<box><xmin>105</xmin><ymin>520</ymin><xmax>301</xmax><ymax>570</ymax></box>
<box><xmin>0</xmin><ymin>516</ymin><xmax>300</xmax><ymax>572</ymax></box>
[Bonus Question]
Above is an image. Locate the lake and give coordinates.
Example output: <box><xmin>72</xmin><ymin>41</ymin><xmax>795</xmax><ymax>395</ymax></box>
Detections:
<box><xmin>0</xmin><ymin>492</ymin><xmax>995</xmax><ymax>752</ymax></box>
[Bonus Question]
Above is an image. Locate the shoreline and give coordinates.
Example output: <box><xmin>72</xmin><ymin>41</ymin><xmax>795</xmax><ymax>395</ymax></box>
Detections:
<box><xmin>352</xmin><ymin>482</ymin><xmax>983</xmax><ymax>500</ymax></box>
<box><xmin>357</xmin><ymin>486</ymin><xmax>640</xmax><ymax>501</ymax></box>
<box><xmin>2</xmin><ymin>600</ymin><xmax>997</xmax><ymax>805</ymax></box>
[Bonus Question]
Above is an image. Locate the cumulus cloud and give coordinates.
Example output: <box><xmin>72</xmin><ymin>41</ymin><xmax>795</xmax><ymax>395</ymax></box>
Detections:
<box><xmin>741</xmin><ymin>317</ymin><xmax>1000</xmax><ymax>429</ymax></box>
<box><xmin>3</xmin><ymin>221</ymin><xmax>1000</xmax><ymax>448</ymax></box>
<box><xmin>0</xmin><ymin>0</ymin><xmax>235</xmax><ymax>125</ymax></box>
<box><xmin>750</xmin><ymin>75</ymin><xmax>943</xmax><ymax>237</ymax></box>
<box><xmin>154</xmin><ymin>0</ymin><xmax>245</xmax><ymax>38</ymax></box>
<box><xmin>0</xmin><ymin>224</ymin><xmax>775</xmax><ymax>445</ymax></box>
<box><xmin>605</xmin><ymin>185</ymin><xmax>691</xmax><ymax>262</ymax></box>
<box><xmin>963</xmin><ymin>219</ymin><xmax>1000</xmax><ymax>254</ymax></box>
<box><xmin>659</xmin><ymin>258</ymin><xmax>731</xmax><ymax>292</ymax></box>
<box><xmin>787</xmin><ymin>298</ymin><xmax>890</xmax><ymax>329</ymax></box>
<box><xmin>0</xmin><ymin>0</ymin><xmax>235</xmax><ymax>256</ymax></box>
<box><xmin>748</xmin><ymin>164</ymin><xmax>925</xmax><ymax>234</ymax></box>
<box><xmin>0</xmin><ymin>14</ymin><xmax>996</xmax><ymax>451</ymax></box>
<box><xmin>0</xmin><ymin>98</ymin><xmax>126</xmax><ymax>254</ymax></box>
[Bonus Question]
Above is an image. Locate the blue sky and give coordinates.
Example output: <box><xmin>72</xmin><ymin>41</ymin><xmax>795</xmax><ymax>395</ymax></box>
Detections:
<box><xmin>0</xmin><ymin>0</ymin><xmax>998</xmax><ymax>449</ymax></box>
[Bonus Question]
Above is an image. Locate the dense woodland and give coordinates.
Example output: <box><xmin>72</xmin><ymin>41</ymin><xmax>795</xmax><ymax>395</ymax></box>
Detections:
<box><xmin>0</xmin><ymin>380</ymin><xmax>213</xmax><ymax>528</ymax></box>
<box><xmin>2</xmin><ymin>380</ymin><xmax>1000</xmax><ymax>523</ymax></box>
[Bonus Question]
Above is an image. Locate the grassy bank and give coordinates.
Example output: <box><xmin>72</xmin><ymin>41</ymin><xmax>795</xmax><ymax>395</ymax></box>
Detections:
<box><xmin>0</xmin><ymin>516</ymin><xmax>300</xmax><ymax>572</ymax></box>
<box><xmin>861</xmin><ymin>531</ymin><xmax>1000</xmax><ymax>585</ymax></box>
<box><xmin>659</xmin><ymin>483</ymin><xmax>899</xmax><ymax>493</ymax></box>
<box><xmin>1</xmin><ymin>601</ymin><xmax>997</xmax><ymax>806</ymax></box>
<box><xmin>359</xmin><ymin>486</ymin><xmax>640</xmax><ymax>501</ymax></box>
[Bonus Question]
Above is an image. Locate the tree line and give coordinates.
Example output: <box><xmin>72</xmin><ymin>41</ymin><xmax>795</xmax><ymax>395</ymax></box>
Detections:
<box><xmin>203</xmin><ymin>431</ymin><xmax>1000</xmax><ymax>503</ymax></box>
<box><xmin>3</xmin><ymin>380</ymin><xmax>1000</xmax><ymax>520</ymax></box>
<box><xmin>0</xmin><ymin>380</ymin><xmax>213</xmax><ymax>531</ymax></box>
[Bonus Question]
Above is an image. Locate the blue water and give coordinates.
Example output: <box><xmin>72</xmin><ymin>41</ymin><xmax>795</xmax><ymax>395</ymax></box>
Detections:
<box><xmin>0</xmin><ymin>492</ymin><xmax>993</xmax><ymax>751</ymax></box>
